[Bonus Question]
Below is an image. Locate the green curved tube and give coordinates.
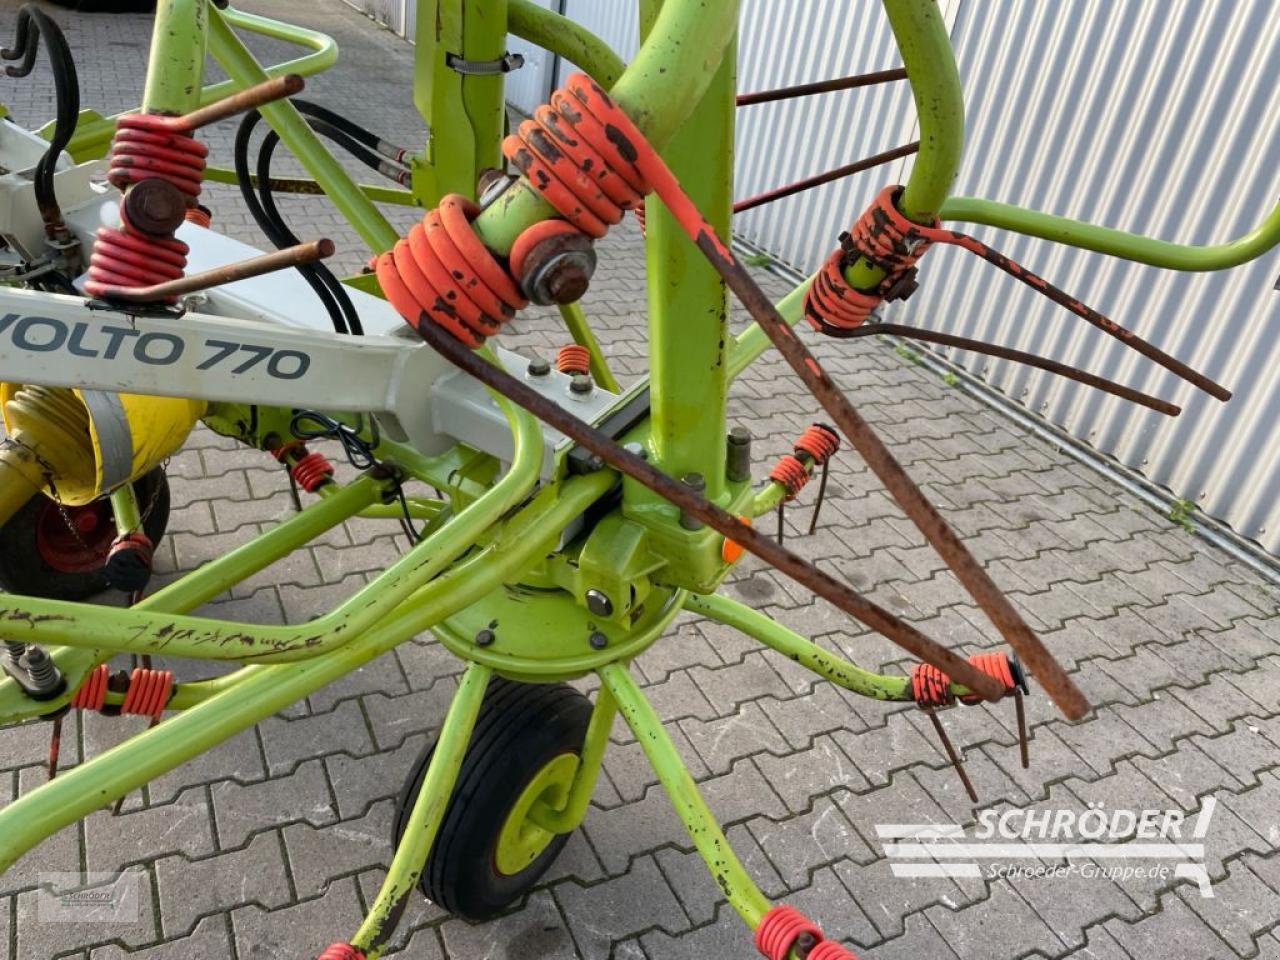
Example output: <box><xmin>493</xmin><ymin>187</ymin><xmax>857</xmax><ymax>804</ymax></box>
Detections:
<box><xmin>508</xmin><ymin>0</ymin><xmax>626</xmax><ymax>86</ymax></box>
<box><xmin>941</xmin><ymin>194</ymin><xmax>1280</xmax><ymax>271</ymax></box>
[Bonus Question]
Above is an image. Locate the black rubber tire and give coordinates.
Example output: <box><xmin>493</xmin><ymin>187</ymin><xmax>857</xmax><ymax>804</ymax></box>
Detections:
<box><xmin>393</xmin><ymin>678</ymin><xmax>593</xmax><ymax>921</ymax></box>
<box><xmin>0</xmin><ymin>467</ymin><xmax>171</xmax><ymax>600</ymax></box>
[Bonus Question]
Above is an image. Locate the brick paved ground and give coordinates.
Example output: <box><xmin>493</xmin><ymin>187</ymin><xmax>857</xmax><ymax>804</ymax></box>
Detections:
<box><xmin>2</xmin><ymin>2</ymin><xmax>1280</xmax><ymax>958</ymax></box>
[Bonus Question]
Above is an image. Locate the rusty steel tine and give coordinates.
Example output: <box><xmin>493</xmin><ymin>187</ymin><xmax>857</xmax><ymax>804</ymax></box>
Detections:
<box><xmin>776</xmin><ymin>502</ymin><xmax>785</xmax><ymax>545</ymax></box>
<box><xmin>808</xmin><ymin>459</ymin><xmax>830</xmax><ymax>535</ymax></box>
<box><xmin>173</xmin><ymin>73</ymin><xmax>305</xmax><ymax>132</ymax></box>
<box><xmin>834</xmin><ymin>323</ymin><xmax>1181</xmax><ymax>416</ymax></box>
<box><xmin>419</xmin><ymin>321</ymin><xmax>1005</xmax><ymax>702</ymax></box>
<box><xmin>98</xmin><ymin>239</ymin><xmax>335</xmax><ymax>302</ymax></box>
<box><xmin>925</xmin><ymin>706</ymin><xmax>978</xmax><ymax>803</ymax></box>
<box><xmin>735</xmin><ymin>68</ymin><xmax>908</xmax><ymax>106</ymax></box>
<box><xmin>687</xmin><ymin>235</ymin><xmax>1089</xmax><ymax>721</ymax></box>
<box><xmin>947</xmin><ymin>236</ymin><xmax>1231</xmax><ymax>402</ymax></box>
<box><xmin>1015</xmin><ymin>689</ymin><xmax>1030</xmax><ymax>769</ymax></box>
<box><xmin>733</xmin><ymin>143</ymin><xmax>920</xmax><ymax>215</ymax></box>
<box><xmin>47</xmin><ymin>715</ymin><xmax>62</xmax><ymax>780</ymax></box>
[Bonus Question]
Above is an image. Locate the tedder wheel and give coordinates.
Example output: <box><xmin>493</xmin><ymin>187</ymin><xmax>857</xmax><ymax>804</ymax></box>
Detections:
<box><xmin>394</xmin><ymin>678</ymin><xmax>593</xmax><ymax>921</ymax></box>
<box><xmin>0</xmin><ymin>466</ymin><xmax>170</xmax><ymax>601</ymax></box>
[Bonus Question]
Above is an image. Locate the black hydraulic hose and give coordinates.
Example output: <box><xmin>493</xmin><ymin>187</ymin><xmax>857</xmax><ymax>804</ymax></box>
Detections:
<box><xmin>234</xmin><ymin>110</ymin><xmax>355</xmax><ymax>335</ymax></box>
<box><xmin>291</xmin><ymin>97</ymin><xmax>410</xmax><ymax>166</ymax></box>
<box><xmin>255</xmin><ymin>127</ymin><xmax>363</xmax><ymax>335</ymax></box>
<box><xmin>1</xmin><ymin>5</ymin><xmax>79</xmax><ymax>235</ymax></box>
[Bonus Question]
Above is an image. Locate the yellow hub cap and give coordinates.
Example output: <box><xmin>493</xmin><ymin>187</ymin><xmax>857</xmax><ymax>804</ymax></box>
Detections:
<box><xmin>494</xmin><ymin>752</ymin><xmax>579</xmax><ymax>876</ymax></box>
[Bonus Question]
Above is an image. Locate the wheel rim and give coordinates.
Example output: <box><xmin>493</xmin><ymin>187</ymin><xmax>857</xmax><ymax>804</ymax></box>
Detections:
<box><xmin>493</xmin><ymin>751</ymin><xmax>579</xmax><ymax>877</ymax></box>
<box><xmin>34</xmin><ymin>499</ymin><xmax>116</xmax><ymax>573</ymax></box>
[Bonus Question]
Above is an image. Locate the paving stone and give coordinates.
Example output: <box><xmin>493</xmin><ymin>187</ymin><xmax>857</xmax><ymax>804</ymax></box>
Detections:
<box><xmin>14</xmin><ymin>867</ymin><xmax>157</xmax><ymax>960</ymax></box>
<box><xmin>211</xmin><ymin>758</ymin><xmax>338</xmax><ymax>849</ymax></box>
<box><xmin>924</xmin><ymin>880</ymin><xmax>1064</xmax><ymax>960</ymax></box>
<box><xmin>84</xmin><ymin>786</ymin><xmax>215</xmax><ymax>872</ymax></box>
<box><xmin>1103</xmin><ymin>894</ymin><xmax>1236</xmax><ymax>960</ymax></box>
<box><xmin>556</xmin><ymin>856</ymin><xmax>689</xmax><ymax>960</ymax></box>
<box><xmin>283</xmin><ymin>800</ymin><xmax>393</xmax><ymax>898</ymax></box>
<box><xmin>155</xmin><ymin>831</ymin><xmax>290</xmax><ymax>939</ymax></box>
<box><xmin>1181</xmin><ymin>854</ymin><xmax>1280</xmax><ymax>955</ymax></box>
<box><xmin>653</xmin><ymin>824</ymin><xmax>784</xmax><ymax>926</ymax></box>
<box><xmin>231</xmin><ymin>877</ymin><xmax>366</xmax><ymax>960</ymax></box>
<box><xmin>257</xmin><ymin>697</ymin><xmax>374</xmax><ymax>776</ymax></box>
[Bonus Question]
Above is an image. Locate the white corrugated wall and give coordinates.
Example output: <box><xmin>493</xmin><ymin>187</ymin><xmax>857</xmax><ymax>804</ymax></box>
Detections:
<box><xmin>906</xmin><ymin>0</ymin><xmax>1280</xmax><ymax>553</ymax></box>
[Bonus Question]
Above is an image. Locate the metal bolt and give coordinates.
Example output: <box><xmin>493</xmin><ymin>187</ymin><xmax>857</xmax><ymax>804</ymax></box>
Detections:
<box><xmin>569</xmin><ymin>374</ymin><xmax>593</xmax><ymax>396</ymax></box>
<box><xmin>588</xmin><ymin>631</ymin><xmax>609</xmax><ymax>650</ymax></box>
<box><xmin>726</xmin><ymin>426</ymin><xmax>752</xmax><ymax>482</ymax></box>
<box><xmin>527</xmin><ymin>356</ymin><xmax>551</xmax><ymax>377</ymax></box>
<box><xmin>585</xmin><ymin>589</ymin><xmax>613</xmax><ymax>617</ymax></box>
<box><xmin>121</xmin><ymin>178</ymin><xmax>188</xmax><ymax>236</ymax></box>
<box><xmin>679</xmin><ymin>472</ymin><xmax>706</xmax><ymax>530</ymax></box>
<box><xmin>519</xmin><ymin>234</ymin><xmax>598</xmax><ymax>305</ymax></box>
<box><xmin>4</xmin><ymin>639</ymin><xmax>27</xmax><ymax>668</ymax></box>
<box><xmin>795</xmin><ymin>931</ymin><xmax>820</xmax><ymax>958</ymax></box>
<box><xmin>623</xmin><ymin>441</ymin><xmax>647</xmax><ymax>460</ymax></box>
<box><xmin>23</xmin><ymin>645</ymin><xmax>61</xmax><ymax>695</ymax></box>
<box><xmin>474</xmin><ymin>628</ymin><xmax>496</xmax><ymax>647</ymax></box>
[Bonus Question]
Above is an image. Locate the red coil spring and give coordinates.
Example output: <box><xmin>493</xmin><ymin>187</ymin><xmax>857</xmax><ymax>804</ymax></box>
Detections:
<box><xmin>556</xmin><ymin>343</ymin><xmax>591</xmax><ymax>376</ymax></box>
<box><xmin>316</xmin><ymin>946</ymin><xmax>364</xmax><ymax>960</ymax></box>
<box><xmin>121</xmin><ymin>667</ymin><xmax>173</xmax><ymax>718</ymax></box>
<box><xmin>769</xmin><ymin>454</ymin><xmax>809</xmax><ymax>501</ymax></box>
<box><xmin>185</xmin><ymin>205</ymin><xmax>212</xmax><ymax>228</ymax></box>
<box><xmin>755</xmin><ymin>905</ymin><xmax>824</xmax><ymax>960</ymax></box>
<box><xmin>373</xmin><ymin>193</ymin><xmax>528</xmax><ymax>347</ymax></box>
<box><xmin>808</xmin><ymin>940</ymin><xmax>861</xmax><ymax>960</ymax></box>
<box><xmin>795</xmin><ymin>423</ymin><xmax>840</xmax><ymax>464</ymax></box>
<box><xmin>70</xmin><ymin>663</ymin><xmax>109</xmax><ymax>711</ymax></box>
<box><xmin>803</xmin><ymin>185</ymin><xmax>934</xmax><ymax>333</ymax></box>
<box><xmin>291</xmin><ymin>451</ymin><xmax>335</xmax><ymax>493</ymax></box>
<box><xmin>108</xmin><ymin>531</ymin><xmax>154</xmax><ymax>568</ymax></box>
<box><xmin>913</xmin><ymin>652</ymin><xmax>1018</xmax><ymax>708</ymax></box>
<box><xmin>85</xmin><ymin>113</ymin><xmax>208</xmax><ymax>302</ymax></box>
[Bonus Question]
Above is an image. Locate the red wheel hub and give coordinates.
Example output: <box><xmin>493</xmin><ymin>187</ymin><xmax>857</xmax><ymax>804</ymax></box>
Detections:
<box><xmin>35</xmin><ymin>500</ymin><xmax>117</xmax><ymax>574</ymax></box>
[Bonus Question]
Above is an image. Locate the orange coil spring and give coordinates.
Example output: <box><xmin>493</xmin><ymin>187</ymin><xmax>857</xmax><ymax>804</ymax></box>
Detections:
<box><xmin>291</xmin><ymin>451</ymin><xmax>335</xmax><ymax>493</ymax></box>
<box><xmin>502</xmin><ymin>74</ymin><xmax>650</xmax><ymax>238</ymax></box>
<box><xmin>769</xmin><ymin>454</ymin><xmax>809</xmax><ymax>501</ymax></box>
<box><xmin>911</xmin><ymin>661</ymin><xmax>954</xmax><ymax>708</ymax></box>
<box><xmin>185</xmin><ymin>205</ymin><xmax>212</xmax><ymax>228</ymax></box>
<box><xmin>556</xmin><ymin>344</ymin><xmax>591</xmax><ymax>376</ymax></box>
<box><xmin>85</xmin><ymin>113</ymin><xmax>208</xmax><ymax>302</ymax></box>
<box><xmin>960</xmin><ymin>651</ymin><xmax>1017</xmax><ymax>704</ymax></box>
<box><xmin>794</xmin><ymin>423</ymin><xmax>840</xmax><ymax>464</ymax></box>
<box><xmin>121</xmin><ymin>667</ymin><xmax>173</xmax><ymax>718</ymax></box>
<box><xmin>373</xmin><ymin>193</ymin><xmax>528</xmax><ymax>347</ymax></box>
<box><xmin>70</xmin><ymin>663</ymin><xmax>110</xmax><ymax>712</ymax></box>
<box><xmin>913</xmin><ymin>652</ymin><xmax>1018</xmax><ymax>708</ymax></box>
<box><xmin>755</xmin><ymin>905</ymin><xmax>824</xmax><ymax>960</ymax></box>
<box><xmin>803</xmin><ymin>184</ymin><xmax>935</xmax><ymax>333</ymax></box>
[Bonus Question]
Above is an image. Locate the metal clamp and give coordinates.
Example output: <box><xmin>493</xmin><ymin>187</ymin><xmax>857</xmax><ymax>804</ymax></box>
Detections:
<box><xmin>445</xmin><ymin>51</ymin><xmax>524</xmax><ymax>76</ymax></box>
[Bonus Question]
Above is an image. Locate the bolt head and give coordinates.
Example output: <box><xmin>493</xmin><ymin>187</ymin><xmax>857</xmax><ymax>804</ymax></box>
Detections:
<box><xmin>681</xmin><ymin>472</ymin><xmax>706</xmax><ymax>492</ymax></box>
<box><xmin>588</xmin><ymin>631</ymin><xmax>608</xmax><ymax>650</ymax></box>
<box><xmin>585</xmin><ymin>589</ymin><xmax>613</xmax><ymax>617</ymax></box>
<box><xmin>728</xmin><ymin>426</ymin><xmax>751</xmax><ymax>446</ymax></box>
<box><xmin>569</xmin><ymin>374</ymin><xmax>593</xmax><ymax>395</ymax></box>
<box><xmin>122</xmin><ymin>178</ymin><xmax>188</xmax><ymax>236</ymax></box>
<box><xmin>527</xmin><ymin>356</ymin><xmax>551</xmax><ymax>377</ymax></box>
<box><xmin>474</xmin><ymin>628</ymin><xmax>496</xmax><ymax>647</ymax></box>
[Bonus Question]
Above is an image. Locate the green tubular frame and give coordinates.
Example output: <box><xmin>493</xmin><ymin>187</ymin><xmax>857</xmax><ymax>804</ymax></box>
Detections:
<box><xmin>5</xmin><ymin>0</ymin><xmax>1280</xmax><ymax>955</ymax></box>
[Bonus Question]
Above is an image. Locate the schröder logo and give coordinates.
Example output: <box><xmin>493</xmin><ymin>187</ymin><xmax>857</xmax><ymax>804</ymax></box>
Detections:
<box><xmin>876</xmin><ymin>797</ymin><xmax>1217</xmax><ymax>897</ymax></box>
